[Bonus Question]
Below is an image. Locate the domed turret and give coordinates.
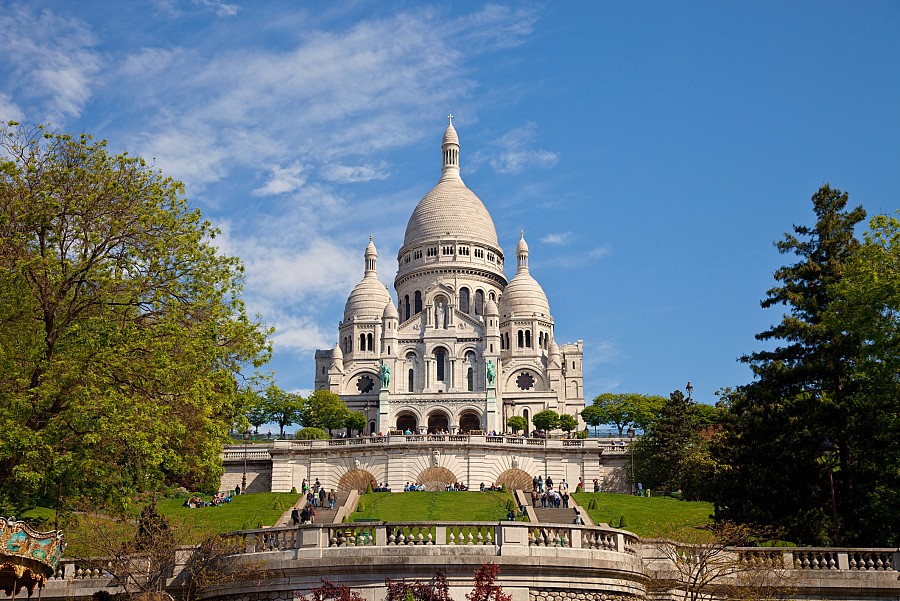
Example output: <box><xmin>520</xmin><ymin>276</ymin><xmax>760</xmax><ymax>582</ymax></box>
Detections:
<box><xmin>383</xmin><ymin>298</ymin><xmax>399</xmax><ymax>319</ymax></box>
<box><xmin>344</xmin><ymin>236</ymin><xmax>392</xmax><ymax>321</ymax></box>
<box><xmin>499</xmin><ymin>232</ymin><xmax>551</xmax><ymax>318</ymax></box>
<box><xmin>331</xmin><ymin>341</ymin><xmax>344</xmax><ymax>371</ymax></box>
<box><xmin>484</xmin><ymin>298</ymin><xmax>499</xmax><ymax>316</ymax></box>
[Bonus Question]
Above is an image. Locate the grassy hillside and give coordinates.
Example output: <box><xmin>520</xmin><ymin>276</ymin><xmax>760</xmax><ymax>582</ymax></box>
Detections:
<box><xmin>573</xmin><ymin>492</ymin><xmax>714</xmax><ymax>541</ymax></box>
<box><xmin>350</xmin><ymin>491</ymin><xmax>520</xmax><ymax>522</ymax></box>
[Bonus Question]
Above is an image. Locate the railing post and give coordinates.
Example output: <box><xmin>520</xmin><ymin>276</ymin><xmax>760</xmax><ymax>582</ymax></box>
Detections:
<box><xmin>836</xmin><ymin>551</ymin><xmax>849</xmax><ymax>570</ymax></box>
<box><xmin>782</xmin><ymin>551</ymin><xmax>794</xmax><ymax>570</ymax></box>
<box><xmin>435</xmin><ymin>526</ymin><xmax>447</xmax><ymax>545</ymax></box>
<box><xmin>570</xmin><ymin>528</ymin><xmax>582</xmax><ymax>549</ymax></box>
<box><xmin>64</xmin><ymin>562</ymin><xmax>75</xmax><ymax>579</ymax></box>
<box><xmin>615</xmin><ymin>532</ymin><xmax>626</xmax><ymax>552</ymax></box>
<box><xmin>375</xmin><ymin>525</ymin><xmax>387</xmax><ymax>546</ymax></box>
<box><xmin>245</xmin><ymin>532</ymin><xmax>257</xmax><ymax>553</ymax></box>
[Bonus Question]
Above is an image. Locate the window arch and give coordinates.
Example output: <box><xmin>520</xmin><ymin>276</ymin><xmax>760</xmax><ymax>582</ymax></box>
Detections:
<box><xmin>525</xmin><ymin>330</ymin><xmax>532</xmax><ymax>348</ymax></box>
<box><xmin>406</xmin><ymin>352</ymin><xmax>417</xmax><ymax>392</ymax></box>
<box><xmin>474</xmin><ymin>290</ymin><xmax>484</xmax><ymax>316</ymax></box>
<box><xmin>414</xmin><ymin>291</ymin><xmax>422</xmax><ymax>314</ymax></box>
<box><xmin>359</xmin><ymin>333</ymin><xmax>366</xmax><ymax>351</ymax></box>
<box><xmin>517</xmin><ymin>330</ymin><xmax>524</xmax><ymax>348</ymax></box>
<box><xmin>459</xmin><ymin>287</ymin><xmax>470</xmax><ymax>314</ymax></box>
<box><xmin>404</xmin><ymin>294</ymin><xmax>410</xmax><ymax>321</ymax></box>
<box><xmin>367</xmin><ymin>333</ymin><xmax>373</xmax><ymax>351</ymax></box>
<box><xmin>436</xmin><ymin>350</ymin><xmax>446</xmax><ymax>382</ymax></box>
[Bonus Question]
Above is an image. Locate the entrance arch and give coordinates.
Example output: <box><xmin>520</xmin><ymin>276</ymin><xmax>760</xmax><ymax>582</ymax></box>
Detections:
<box><xmin>338</xmin><ymin>468</ymin><xmax>377</xmax><ymax>492</ymax></box>
<box><xmin>396</xmin><ymin>412</ymin><xmax>418</xmax><ymax>433</ymax></box>
<box><xmin>496</xmin><ymin>468</ymin><xmax>533</xmax><ymax>492</ymax></box>
<box><xmin>427</xmin><ymin>411</ymin><xmax>450</xmax><ymax>433</ymax></box>
<box><xmin>459</xmin><ymin>410</ymin><xmax>482</xmax><ymax>433</ymax></box>
<box><xmin>417</xmin><ymin>466</ymin><xmax>458</xmax><ymax>491</ymax></box>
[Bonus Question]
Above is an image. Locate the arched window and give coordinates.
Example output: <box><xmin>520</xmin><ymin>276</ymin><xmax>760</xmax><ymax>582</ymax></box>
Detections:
<box><xmin>523</xmin><ymin>408</ymin><xmax>530</xmax><ymax>435</ymax></box>
<box><xmin>408</xmin><ymin>369</ymin><xmax>414</xmax><ymax>392</ymax></box>
<box><xmin>404</xmin><ymin>295</ymin><xmax>410</xmax><ymax>321</ymax></box>
<box><xmin>505</xmin><ymin>333</ymin><xmax>510</xmax><ymax>349</ymax></box>
<box><xmin>436</xmin><ymin>350</ymin><xmax>446</xmax><ymax>382</ymax></box>
<box><xmin>414</xmin><ymin>291</ymin><xmax>422</xmax><ymax>314</ymax></box>
<box><xmin>517</xmin><ymin>330</ymin><xmax>524</xmax><ymax>348</ymax></box>
<box><xmin>525</xmin><ymin>330</ymin><xmax>532</xmax><ymax>348</ymax></box>
<box><xmin>489</xmin><ymin>291</ymin><xmax>496</xmax><ymax>302</ymax></box>
<box><xmin>474</xmin><ymin>290</ymin><xmax>484</xmax><ymax>315</ymax></box>
<box><xmin>459</xmin><ymin>287</ymin><xmax>470</xmax><ymax>314</ymax></box>
<box><xmin>367</xmin><ymin>333</ymin><xmax>373</xmax><ymax>351</ymax></box>
<box><xmin>467</xmin><ymin>367</ymin><xmax>474</xmax><ymax>391</ymax></box>
<box><xmin>359</xmin><ymin>333</ymin><xmax>366</xmax><ymax>351</ymax></box>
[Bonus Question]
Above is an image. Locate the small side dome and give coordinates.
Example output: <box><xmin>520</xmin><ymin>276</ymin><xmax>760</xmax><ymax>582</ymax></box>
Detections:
<box><xmin>484</xmin><ymin>298</ymin><xmax>499</xmax><ymax>316</ymax></box>
<box><xmin>344</xmin><ymin>237</ymin><xmax>392</xmax><ymax>321</ymax></box>
<box><xmin>383</xmin><ymin>297</ymin><xmax>399</xmax><ymax>319</ymax></box>
<box><xmin>548</xmin><ymin>339</ymin><xmax>560</xmax><ymax>365</ymax></box>
<box><xmin>332</xmin><ymin>341</ymin><xmax>344</xmax><ymax>371</ymax></box>
<box><xmin>442</xmin><ymin>123</ymin><xmax>459</xmax><ymax>146</ymax></box>
<box><xmin>516</xmin><ymin>232</ymin><xmax>529</xmax><ymax>255</ymax></box>
<box><xmin>499</xmin><ymin>232</ymin><xmax>551</xmax><ymax>318</ymax></box>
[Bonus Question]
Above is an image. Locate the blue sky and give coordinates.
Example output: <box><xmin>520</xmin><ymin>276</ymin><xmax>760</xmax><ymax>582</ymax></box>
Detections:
<box><xmin>2</xmin><ymin>1</ymin><xmax>898</xmax><ymax>409</ymax></box>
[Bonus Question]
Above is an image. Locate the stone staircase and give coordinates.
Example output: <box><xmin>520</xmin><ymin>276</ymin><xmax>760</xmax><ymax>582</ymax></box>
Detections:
<box><xmin>276</xmin><ymin>490</ymin><xmax>350</xmax><ymax>526</ymax></box>
<box><xmin>532</xmin><ymin>505</ymin><xmax>580</xmax><ymax>525</ymax></box>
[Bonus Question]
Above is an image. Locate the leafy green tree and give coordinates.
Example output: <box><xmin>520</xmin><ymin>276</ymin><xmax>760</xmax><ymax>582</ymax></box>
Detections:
<box><xmin>558</xmin><ymin>414</ymin><xmax>578</xmax><ymax>434</ymax></box>
<box><xmin>264</xmin><ymin>385</ymin><xmax>304</xmax><ymax>437</ymax></box>
<box><xmin>714</xmin><ymin>184</ymin><xmax>868</xmax><ymax>544</ymax></box>
<box><xmin>345</xmin><ymin>410</ymin><xmax>367</xmax><ymax>435</ymax></box>
<box><xmin>295</xmin><ymin>427</ymin><xmax>329</xmax><ymax>441</ymax></box>
<box><xmin>531</xmin><ymin>410</ymin><xmax>559</xmax><ymax>433</ymax></box>
<box><xmin>0</xmin><ymin>123</ymin><xmax>270</xmax><ymax>516</ymax></box>
<box><xmin>241</xmin><ymin>388</ymin><xmax>270</xmax><ymax>434</ymax></box>
<box><xmin>633</xmin><ymin>390</ymin><xmax>712</xmax><ymax>499</ymax></box>
<box><xmin>300</xmin><ymin>390</ymin><xmax>350</xmax><ymax>435</ymax></box>
<box><xmin>824</xmin><ymin>213</ymin><xmax>900</xmax><ymax>544</ymax></box>
<box><xmin>506</xmin><ymin>416</ymin><xmax>527</xmax><ymax>433</ymax></box>
<box><xmin>585</xmin><ymin>393</ymin><xmax>665</xmax><ymax>435</ymax></box>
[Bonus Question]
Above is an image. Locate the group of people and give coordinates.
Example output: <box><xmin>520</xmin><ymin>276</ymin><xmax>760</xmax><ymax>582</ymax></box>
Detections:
<box><xmin>182</xmin><ymin>492</ymin><xmax>231</xmax><ymax>508</ymax></box>
<box><xmin>479</xmin><ymin>482</ymin><xmax>503</xmax><ymax>491</ymax></box>
<box><xmin>530</xmin><ymin>475</ymin><xmax>571</xmax><ymax>509</ymax></box>
<box><xmin>301</xmin><ymin>478</ymin><xmax>337</xmax><ymax>509</ymax></box>
<box><xmin>370</xmin><ymin>480</ymin><xmax>391</xmax><ymax>492</ymax></box>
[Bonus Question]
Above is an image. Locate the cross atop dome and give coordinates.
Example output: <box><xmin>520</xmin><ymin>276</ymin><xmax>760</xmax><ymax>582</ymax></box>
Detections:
<box><xmin>448</xmin><ymin>113</ymin><xmax>454</xmax><ymax>125</ymax></box>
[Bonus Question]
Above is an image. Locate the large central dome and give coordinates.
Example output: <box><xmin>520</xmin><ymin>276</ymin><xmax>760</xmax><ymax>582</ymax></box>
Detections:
<box><xmin>402</xmin><ymin>122</ymin><xmax>500</xmax><ymax>249</ymax></box>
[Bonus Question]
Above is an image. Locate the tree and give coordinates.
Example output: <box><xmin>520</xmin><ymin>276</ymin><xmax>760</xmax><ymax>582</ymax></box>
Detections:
<box><xmin>506</xmin><ymin>416</ymin><xmax>526</xmax><ymax>433</ymax></box>
<box><xmin>264</xmin><ymin>385</ymin><xmax>304</xmax><ymax>437</ymax></box>
<box><xmin>585</xmin><ymin>393</ymin><xmax>666</xmax><ymax>435</ymax></box>
<box><xmin>300</xmin><ymin>390</ymin><xmax>350</xmax><ymax>435</ymax></box>
<box><xmin>531</xmin><ymin>410</ymin><xmax>559</xmax><ymax>433</ymax></box>
<box><xmin>466</xmin><ymin>563</ymin><xmax>511</xmax><ymax>601</ymax></box>
<box><xmin>633</xmin><ymin>390</ymin><xmax>714</xmax><ymax>499</ymax></box>
<box><xmin>558</xmin><ymin>414</ymin><xmax>578</xmax><ymax>434</ymax></box>
<box><xmin>241</xmin><ymin>388</ymin><xmax>269</xmax><ymax>434</ymax></box>
<box><xmin>714</xmin><ymin>184</ymin><xmax>868</xmax><ymax>544</ymax></box>
<box><xmin>0</xmin><ymin>123</ymin><xmax>270</xmax><ymax>516</ymax></box>
<box><xmin>345</xmin><ymin>410</ymin><xmax>367</xmax><ymax>435</ymax></box>
<box><xmin>295</xmin><ymin>427</ymin><xmax>329</xmax><ymax>440</ymax></box>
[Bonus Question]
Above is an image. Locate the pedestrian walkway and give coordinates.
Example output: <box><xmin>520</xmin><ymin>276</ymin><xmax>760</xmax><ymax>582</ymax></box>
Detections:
<box><xmin>275</xmin><ymin>490</ymin><xmax>349</xmax><ymax>526</ymax></box>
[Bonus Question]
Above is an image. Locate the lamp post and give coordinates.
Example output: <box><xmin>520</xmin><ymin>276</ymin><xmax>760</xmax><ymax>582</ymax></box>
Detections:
<box><xmin>627</xmin><ymin>424</ymin><xmax>636</xmax><ymax>495</ymax></box>
<box><xmin>686</xmin><ymin>381</ymin><xmax>694</xmax><ymax>404</ymax></box>
<box><xmin>821</xmin><ymin>435</ymin><xmax>840</xmax><ymax>544</ymax></box>
<box><xmin>364</xmin><ymin>401</ymin><xmax>370</xmax><ymax>436</ymax></box>
<box><xmin>241</xmin><ymin>428</ymin><xmax>251</xmax><ymax>494</ymax></box>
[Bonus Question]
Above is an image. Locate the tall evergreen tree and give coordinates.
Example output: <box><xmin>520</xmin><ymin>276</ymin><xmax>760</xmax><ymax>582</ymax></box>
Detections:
<box><xmin>714</xmin><ymin>184</ymin><xmax>866</xmax><ymax>544</ymax></box>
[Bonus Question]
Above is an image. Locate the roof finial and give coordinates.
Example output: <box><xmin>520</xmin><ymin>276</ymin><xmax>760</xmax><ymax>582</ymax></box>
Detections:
<box><xmin>448</xmin><ymin>112</ymin><xmax>454</xmax><ymax>126</ymax></box>
<box><xmin>370</xmin><ymin>233</ymin><xmax>373</xmax><ymax>242</ymax></box>
<box><xmin>520</xmin><ymin>229</ymin><xmax>525</xmax><ymax>239</ymax></box>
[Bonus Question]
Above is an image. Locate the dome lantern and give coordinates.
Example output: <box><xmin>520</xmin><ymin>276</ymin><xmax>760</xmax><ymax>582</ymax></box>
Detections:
<box><xmin>441</xmin><ymin>113</ymin><xmax>460</xmax><ymax>182</ymax></box>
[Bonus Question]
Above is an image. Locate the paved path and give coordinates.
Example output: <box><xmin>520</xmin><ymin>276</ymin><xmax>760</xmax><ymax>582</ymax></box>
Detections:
<box><xmin>275</xmin><ymin>490</ymin><xmax>349</xmax><ymax>526</ymax></box>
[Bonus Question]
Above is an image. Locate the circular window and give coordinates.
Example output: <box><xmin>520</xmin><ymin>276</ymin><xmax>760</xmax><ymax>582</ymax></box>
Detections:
<box><xmin>516</xmin><ymin>372</ymin><xmax>535</xmax><ymax>391</ymax></box>
<box><xmin>357</xmin><ymin>375</ymin><xmax>375</xmax><ymax>394</ymax></box>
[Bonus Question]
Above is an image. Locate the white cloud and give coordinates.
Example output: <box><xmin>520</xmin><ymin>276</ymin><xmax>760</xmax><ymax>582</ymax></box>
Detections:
<box><xmin>254</xmin><ymin>162</ymin><xmax>308</xmax><ymax>196</ymax></box>
<box><xmin>477</xmin><ymin>122</ymin><xmax>559</xmax><ymax>175</ymax></box>
<box><xmin>194</xmin><ymin>0</ymin><xmax>239</xmax><ymax>17</ymax></box>
<box><xmin>540</xmin><ymin>245</ymin><xmax>612</xmax><ymax>269</ymax></box>
<box><xmin>321</xmin><ymin>162</ymin><xmax>390</xmax><ymax>184</ymax></box>
<box><xmin>0</xmin><ymin>93</ymin><xmax>24</xmax><ymax>122</ymax></box>
<box><xmin>0</xmin><ymin>5</ymin><xmax>102</xmax><ymax>124</ymax></box>
<box><xmin>541</xmin><ymin>232</ymin><xmax>573</xmax><ymax>245</ymax></box>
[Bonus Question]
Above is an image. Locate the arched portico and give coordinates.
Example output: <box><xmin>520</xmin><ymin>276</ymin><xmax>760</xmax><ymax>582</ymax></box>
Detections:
<box><xmin>458</xmin><ymin>410</ymin><xmax>482</xmax><ymax>433</ymax></box>
<box><xmin>427</xmin><ymin>410</ymin><xmax>450</xmax><ymax>433</ymax></box>
<box><xmin>396</xmin><ymin>412</ymin><xmax>418</xmax><ymax>433</ymax></box>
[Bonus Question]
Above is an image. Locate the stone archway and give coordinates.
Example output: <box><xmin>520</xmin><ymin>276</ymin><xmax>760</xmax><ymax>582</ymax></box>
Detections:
<box><xmin>396</xmin><ymin>412</ymin><xmax>418</xmax><ymax>433</ymax></box>
<box><xmin>416</xmin><ymin>466</ymin><xmax>457</xmax><ymax>491</ymax></box>
<box><xmin>338</xmin><ymin>468</ymin><xmax>377</xmax><ymax>492</ymax></box>
<box><xmin>459</xmin><ymin>410</ymin><xmax>481</xmax><ymax>433</ymax></box>
<box><xmin>427</xmin><ymin>411</ymin><xmax>449</xmax><ymax>433</ymax></box>
<box><xmin>496</xmin><ymin>468</ymin><xmax>533</xmax><ymax>492</ymax></box>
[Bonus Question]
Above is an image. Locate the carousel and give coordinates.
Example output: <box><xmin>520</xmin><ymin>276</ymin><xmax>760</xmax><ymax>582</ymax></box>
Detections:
<box><xmin>0</xmin><ymin>518</ymin><xmax>64</xmax><ymax>599</ymax></box>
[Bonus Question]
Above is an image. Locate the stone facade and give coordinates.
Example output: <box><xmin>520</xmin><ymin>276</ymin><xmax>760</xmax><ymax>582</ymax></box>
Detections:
<box><xmin>314</xmin><ymin>121</ymin><xmax>584</xmax><ymax>435</ymax></box>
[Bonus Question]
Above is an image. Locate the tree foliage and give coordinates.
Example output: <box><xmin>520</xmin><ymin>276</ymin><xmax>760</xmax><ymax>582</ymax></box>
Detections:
<box><xmin>584</xmin><ymin>393</ymin><xmax>666</xmax><ymax>435</ymax></box>
<box><xmin>0</xmin><ymin>123</ymin><xmax>270</xmax><ymax>515</ymax></box>
<box><xmin>713</xmin><ymin>184</ymin><xmax>883</xmax><ymax>544</ymax></box>
<box><xmin>558</xmin><ymin>413</ymin><xmax>578</xmax><ymax>433</ymax></box>
<box><xmin>263</xmin><ymin>385</ymin><xmax>304</xmax><ymax>437</ymax></box>
<box><xmin>300</xmin><ymin>390</ymin><xmax>350</xmax><ymax>435</ymax></box>
<box><xmin>506</xmin><ymin>416</ymin><xmax>526</xmax><ymax>433</ymax></box>
<box><xmin>345</xmin><ymin>410</ymin><xmax>367</xmax><ymax>435</ymax></box>
<box><xmin>531</xmin><ymin>410</ymin><xmax>559</xmax><ymax>433</ymax></box>
<box><xmin>295</xmin><ymin>427</ymin><xmax>329</xmax><ymax>440</ymax></box>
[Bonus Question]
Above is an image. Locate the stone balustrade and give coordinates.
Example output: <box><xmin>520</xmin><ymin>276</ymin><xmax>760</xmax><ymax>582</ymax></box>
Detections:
<box><xmin>222</xmin><ymin>436</ymin><xmax>630</xmax><ymax>461</ymax></box>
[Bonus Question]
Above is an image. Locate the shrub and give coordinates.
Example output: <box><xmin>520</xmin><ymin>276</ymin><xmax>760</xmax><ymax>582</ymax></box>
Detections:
<box><xmin>290</xmin><ymin>486</ymin><xmax>297</xmax><ymax>494</ymax></box>
<box><xmin>295</xmin><ymin>427</ymin><xmax>329</xmax><ymax>440</ymax></box>
<box><xmin>505</xmin><ymin>499</ymin><xmax>516</xmax><ymax>513</ymax></box>
<box><xmin>366</xmin><ymin>482</ymin><xmax>374</xmax><ymax>494</ymax></box>
<box><xmin>618</xmin><ymin>515</ymin><xmax>628</xmax><ymax>528</ymax></box>
<box><xmin>357</xmin><ymin>499</ymin><xmax>366</xmax><ymax>512</ymax></box>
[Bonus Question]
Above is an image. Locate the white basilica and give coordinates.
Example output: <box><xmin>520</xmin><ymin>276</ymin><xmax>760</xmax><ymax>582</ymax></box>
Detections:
<box><xmin>314</xmin><ymin>120</ymin><xmax>585</xmax><ymax>435</ymax></box>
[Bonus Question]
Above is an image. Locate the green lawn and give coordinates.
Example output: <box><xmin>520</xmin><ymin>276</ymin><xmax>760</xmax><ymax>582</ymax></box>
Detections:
<box><xmin>21</xmin><ymin>492</ymin><xmax>300</xmax><ymax>557</ymax></box>
<box><xmin>351</xmin><ymin>491</ymin><xmax>521</xmax><ymax>522</ymax></box>
<box><xmin>573</xmin><ymin>492</ymin><xmax>714</xmax><ymax>541</ymax></box>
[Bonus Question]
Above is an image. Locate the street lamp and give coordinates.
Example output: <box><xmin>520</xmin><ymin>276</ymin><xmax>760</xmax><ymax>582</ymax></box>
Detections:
<box><xmin>364</xmin><ymin>401</ymin><xmax>370</xmax><ymax>436</ymax></box>
<box><xmin>627</xmin><ymin>424</ymin><xmax>636</xmax><ymax>495</ymax></box>
<box><xmin>820</xmin><ymin>435</ymin><xmax>840</xmax><ymax>544</ymax></box>
<box><xmin>241</xmin><ymin>428</ymin><xmax>251</xmax><ymax>494</ymax></box>
<box><xmin>686</xmin><ymin>381</ymin><xmax>694</xmax><ymax>404</ymax></box>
